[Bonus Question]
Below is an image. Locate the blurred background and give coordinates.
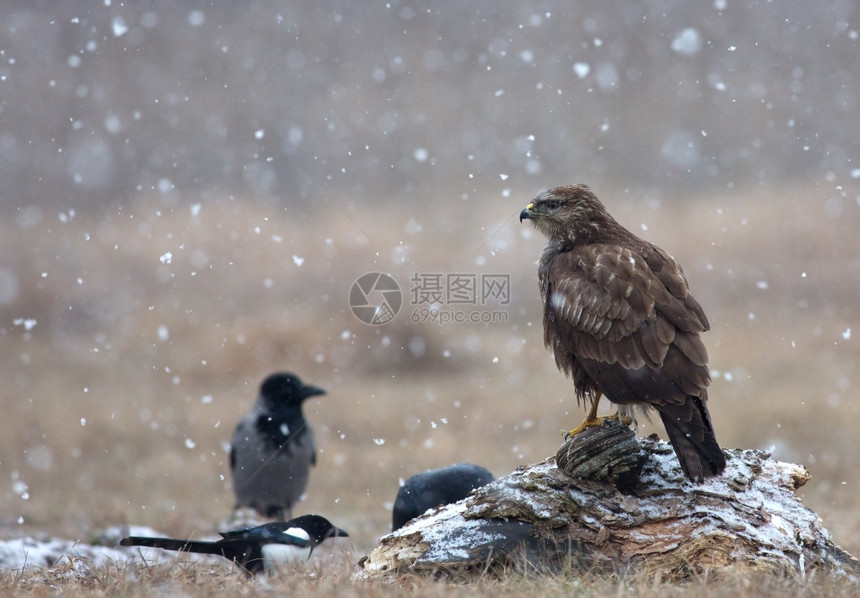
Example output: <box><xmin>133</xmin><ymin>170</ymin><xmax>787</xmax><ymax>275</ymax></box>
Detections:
<box><xmin>1</xmin><ymin>1</ymin><xmax>858</xmax><ymax>558</ymax></box>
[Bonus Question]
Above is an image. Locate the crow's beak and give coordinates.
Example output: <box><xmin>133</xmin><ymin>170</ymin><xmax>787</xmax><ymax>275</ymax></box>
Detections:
<box><xmin>332</xmin><ymin>527</ymin><xmax>350</xmax><ymax>538</ymax></box>
<box><xmin>519</xmin><ymin>202</ymin><xmax>535</xmax><ymax>222</ymax></box>
<box><xmin>300</xmin><ymin>385</ymin><xmax>326</xmax><ymax>399</ymax></box>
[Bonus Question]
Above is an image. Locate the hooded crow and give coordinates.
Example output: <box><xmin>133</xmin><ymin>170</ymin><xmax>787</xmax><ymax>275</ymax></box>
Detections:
<box><xmin>120</xmin><ymin>514</ymin><xmax>349</xmax><ymax>575</ymax></box>
<box><xmin>230</xmin><ymin>372</ymin><xmax>325</xmax><ymax>520</ymax></box>
<box><xmin>392</xmin><ymin>463</ymin><xmax>495</xmax><ymax>530</ymax></box>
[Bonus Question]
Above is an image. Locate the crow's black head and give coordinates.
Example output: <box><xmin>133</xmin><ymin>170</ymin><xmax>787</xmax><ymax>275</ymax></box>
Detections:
<box><xmin>259</xmin><ymin>372</ymin><xmax>325</xmax><ymax>410</ymax></box>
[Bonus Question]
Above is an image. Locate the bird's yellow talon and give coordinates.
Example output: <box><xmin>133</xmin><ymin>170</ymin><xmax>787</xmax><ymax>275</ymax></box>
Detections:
<box><xmin>604</xmin><ymin>412</ymin><xmax>634</xmax><ymax>426</ymax></box>
<box><xmin>566</xmin><ymin>418</ymin><xmax>602</xmax><ymax>439</ymax></box>
<box><xmin>566</xmin><ymin>413</ymin><xmax>632</xmax><ymax>439</ymax></box>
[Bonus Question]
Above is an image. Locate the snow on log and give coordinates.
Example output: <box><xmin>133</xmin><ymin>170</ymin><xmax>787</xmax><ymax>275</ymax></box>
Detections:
<box><xmin>359</xmin><ymin>421</ymin><xmax>859</xmax><ymax>581</ymax></box>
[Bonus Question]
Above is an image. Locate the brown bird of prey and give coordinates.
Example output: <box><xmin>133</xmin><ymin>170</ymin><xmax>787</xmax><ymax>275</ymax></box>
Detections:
<box><xmin>520</xmin><ymin>184</ymin><xmax>726</xmax><ymax>481</ymax></box>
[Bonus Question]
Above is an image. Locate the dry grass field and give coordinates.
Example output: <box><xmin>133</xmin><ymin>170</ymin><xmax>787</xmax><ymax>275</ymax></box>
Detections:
<box><xmin>3</xmin><ymin>560</ymin><xmax>859</xmax><ymax>598</ymax></box>
<box><xmin>1</xmin><ymin>183</ymin><xmax>858</xmax><ymax>596</ymax></box>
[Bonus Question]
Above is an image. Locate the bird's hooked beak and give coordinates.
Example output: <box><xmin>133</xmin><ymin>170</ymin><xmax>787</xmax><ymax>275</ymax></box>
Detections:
<box><xmin>519</xmin><ymin>202</ymin><xmax>536</xmax><ymax>223</ymax></box>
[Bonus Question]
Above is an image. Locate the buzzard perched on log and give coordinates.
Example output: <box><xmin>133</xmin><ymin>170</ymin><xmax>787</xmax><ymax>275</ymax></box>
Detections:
<box><xmin>520</xmin><ymin>184</ymin><xmax>726</xmax><ymax>481</ymax></box>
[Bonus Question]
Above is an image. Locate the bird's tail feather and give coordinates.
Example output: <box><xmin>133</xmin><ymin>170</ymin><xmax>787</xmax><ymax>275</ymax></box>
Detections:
<box><xmin>657</xmin><ymin>396</ymin><xmax>726</xmax><ymax>482</ymax></box>
<box><xmin>120</xmin><ymin>536</ymin><xmax>224</xmax><ymax>555</ymax></box>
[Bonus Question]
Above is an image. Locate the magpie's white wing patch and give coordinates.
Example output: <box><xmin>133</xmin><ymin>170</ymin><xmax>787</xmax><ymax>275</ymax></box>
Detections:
<box><xmin>283</xmin><ymin>526</ymin><xmax>310</xmax><ymax>543</ymax></box>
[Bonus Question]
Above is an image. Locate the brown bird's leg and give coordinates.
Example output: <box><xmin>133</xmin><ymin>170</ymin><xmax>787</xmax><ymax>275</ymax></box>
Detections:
<box><xmin>566</xmin><ymin>392</ymin><xmax>633</xmax><ymax>438</ymax></box>
<box><xmin>566</xmin><ymin>392</ymin><xmax>603</xmax><ymax>438</ymax></box>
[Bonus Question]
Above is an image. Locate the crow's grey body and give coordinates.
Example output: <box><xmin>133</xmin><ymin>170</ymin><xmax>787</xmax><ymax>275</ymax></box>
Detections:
<box><xmin>230</xmin><ymin>373</ymin><xmax>324</xmax><ymax>520</ymax></box>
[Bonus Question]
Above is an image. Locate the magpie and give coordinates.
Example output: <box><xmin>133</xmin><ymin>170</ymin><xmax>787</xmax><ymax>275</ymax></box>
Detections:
<box><xmin>230</xmin><ymin>372</ymin><xmax>325</xmax><ymax>520</ymax></box>
<box><xmin>120</xmin><ymin>514</ymin><xmax>349</xmax><ymax>575</ymax></box>
<box><xmin>392</xmin><ymin>463</ymin><xmax>495</xmax><ymax>530</ymax></box>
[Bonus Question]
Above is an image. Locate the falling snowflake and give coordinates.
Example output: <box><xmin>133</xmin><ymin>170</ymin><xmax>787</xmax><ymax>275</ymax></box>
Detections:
<box><xmin>13</xmin><ymin>318</ymin><xmax>37</xmax><ymax>331</ymax></box>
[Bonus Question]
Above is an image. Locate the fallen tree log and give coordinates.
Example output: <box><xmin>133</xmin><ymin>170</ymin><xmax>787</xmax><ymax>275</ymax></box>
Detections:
<box><xmin>359</xmin><ymin>421</ymin><xmax>859</xmax><ymax>582</ymax></box>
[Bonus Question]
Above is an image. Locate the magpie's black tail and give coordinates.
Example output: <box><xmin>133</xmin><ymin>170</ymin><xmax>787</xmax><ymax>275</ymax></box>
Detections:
<box><xmin>120</xmin><ymin>536</ymin><xmax>223</xmax><ymax>556</ymax></box>
<box><xmin>657</xmin><ymin>395</ymin><xmax>726</xmax><ymax>482</ymax></box>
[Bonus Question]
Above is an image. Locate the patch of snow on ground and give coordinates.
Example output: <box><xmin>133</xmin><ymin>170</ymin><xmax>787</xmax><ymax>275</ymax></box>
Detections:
<box><xmin>0</xmin><ymin>526</ymin><xmax>227</xmax><ymax>573</ymax></box>
<box><xmin>0</xmin><ymin>536</ymin><xmax>127</xmax><ymax>571</ymax></box>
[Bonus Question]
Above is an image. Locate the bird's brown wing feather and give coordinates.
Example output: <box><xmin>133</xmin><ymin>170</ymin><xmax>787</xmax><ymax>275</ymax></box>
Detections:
<box><xmin>640</xmin><ymin>243</ymin><xmax>710</xmax><ymax>333</ymax></box>
<box><xmin>541</xmin><ymin>244</ymin><xmax>710</xmax><ymax>407</ymax></box>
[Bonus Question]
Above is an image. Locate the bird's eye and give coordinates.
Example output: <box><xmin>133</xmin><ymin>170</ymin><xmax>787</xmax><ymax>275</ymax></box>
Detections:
<box><xmin>545</xmin><ymin>200</ymin><xmax>560</xmax><ymax>210</ymax></box>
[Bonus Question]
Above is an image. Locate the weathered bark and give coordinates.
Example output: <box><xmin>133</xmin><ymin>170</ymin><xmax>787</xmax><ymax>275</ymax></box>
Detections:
<box><xmin>360</xmin><ymin>422</ymin><xmax>859</xmax><ymax>582</ymax></box>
